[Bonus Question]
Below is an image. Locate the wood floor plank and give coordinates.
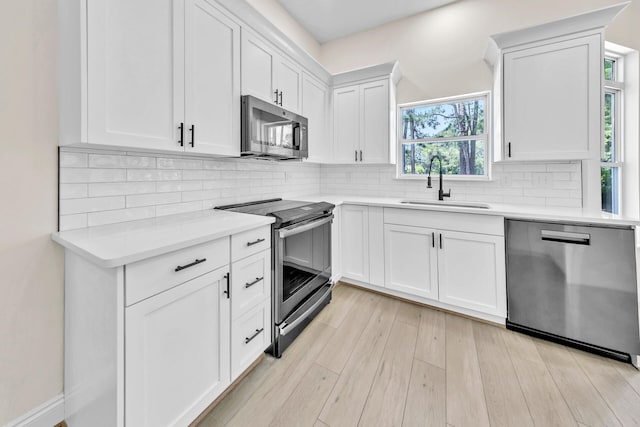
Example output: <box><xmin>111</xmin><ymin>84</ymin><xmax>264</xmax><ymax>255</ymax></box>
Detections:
<box><xmin>315</xmin><ymin>290</ymin><xmax>382</xmax><ymax>374</ymax></box>
<box><xmin>616</xmin><ymin>362</ymin><xmax>640</xmax><ymax>397</ymax></box>
<box><xmin>359</xmin><ymin>320</ymin><xmax>418</xmax><ymax>427</ymax></box>
<box><xmin>535</xmin><ymin>339</ymin><xmax>622</xmax><ymax>426</ymax></box>
<box><xmin>414</xmin><ymin>307</ymin><xmax>445</xmax><ymax>369</ymax></box>
<box><xmin>198</xmin><ymin>356</ymin><xmax>277</xmax><ymax>426</ymax></box>
<box><xmin>395</xmin><ymin>300</ymin><xmax>422</xmax><ymax>327</ymax></box>
<box><xmin>315</xmin><ymin>284</ymin><xmax>360</xmax><ymax>328</ymax></box>
<box><xmin>402</xmin><ymin>359</ymin><xmax>445</xmax><ymax>427</ymax></box>
<box><xmin>472</xmin><ymin>323</ymin><xmax>534</xmax><ymax>427</ymax></box>
<box><xmin>501</xmin><ymin>331</ymin><xmax>577</xmax><ymax>427</ymax></box>
<box><xmin>318</xmin><ymin>298</ymin><xmax>399</xmax><ymax>427</ymax></box>
<box><xmin>314</xmin><ymin>421</ymin><xmax>330</xmax><ymax>427</ymax></box>
<box><xmin>570</xmin><ymin>349</ymin><xmax>640</xmax><ymax>427</ymax></box>
<box><xmin>224</xmin><ymin>320</ymin><xmax>337</xmax><ymax>427</ymax></box>
<box><xmin>445</xmin><ymin>314</ymin><xmax>490</xmax><ymax>427</ymax></box>
<box><xmin>269</xmin><ymin>363</ymin><xmax>339</xmax><ymax>427</ymax></box>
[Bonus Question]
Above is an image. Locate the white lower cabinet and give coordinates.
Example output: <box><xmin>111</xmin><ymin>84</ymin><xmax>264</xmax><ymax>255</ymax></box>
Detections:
<box><xmin>231</xmin><ymin>300</ymin><xmax>270</xmax><ymax>378</ymax></box>
<box><xmin>437</xmin><ymin>230</ymin><xmax>505</xmax><ymax>316</ymax></box>
<box><xmin>342</xmin><ymin>207</ymin><xmax>507</xmax><ymax>321</ymax></box>
<box><xmin>125</xmin><ymin>267</ymin><xmax>230</xmax><ymax>427</ymax></box>
<box><xmin>384</xmin><ymin>224</ymin><xmax>438</xmax><ymax>300</ymax></box>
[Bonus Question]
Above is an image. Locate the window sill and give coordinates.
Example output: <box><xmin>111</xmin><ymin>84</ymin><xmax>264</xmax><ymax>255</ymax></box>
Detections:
<box><xmin>394</xmin><ymin>174</ymin><xmax>493</xmax><ymax>182</ymax></box>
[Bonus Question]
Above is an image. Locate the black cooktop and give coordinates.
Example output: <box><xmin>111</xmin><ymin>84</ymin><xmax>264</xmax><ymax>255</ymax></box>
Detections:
<box><xmin>215</xmin><ymin>198</ymin><xmax>334</xmax><ymax>228</ymax></box>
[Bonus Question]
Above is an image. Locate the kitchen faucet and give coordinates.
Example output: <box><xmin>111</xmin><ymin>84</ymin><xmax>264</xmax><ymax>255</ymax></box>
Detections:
<box><xmin>427</xmin><ymin>155</ymin><xmax>451</xmax><ymax>201</ymax></box>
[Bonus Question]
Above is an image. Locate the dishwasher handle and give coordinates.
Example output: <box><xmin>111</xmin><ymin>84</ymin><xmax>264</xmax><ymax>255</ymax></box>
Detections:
<box><xmin>541</xmin><ymin>230</ymin><xmax>590</xmax><ymax>245</ymax></box>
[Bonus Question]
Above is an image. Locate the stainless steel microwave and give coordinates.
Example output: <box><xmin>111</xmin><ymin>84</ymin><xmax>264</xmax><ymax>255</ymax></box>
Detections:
<box><xmin>241</xmin><ymin>95</ymin><xmax>308</xmax><ymax>160</ymax></box>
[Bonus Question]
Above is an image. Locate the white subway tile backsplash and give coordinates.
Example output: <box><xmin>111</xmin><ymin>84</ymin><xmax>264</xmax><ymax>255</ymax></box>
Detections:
<box><xmin>156</xmin><ymin>201</ymin><xmax>203</xmax><ymax>217</ymax></box>
<box><xmin>126</xmin><ymin>192</ymin><xmax>181</xmax><ymax>208</ymax></box>
<box><xmin>60</xmin><ymin>196</ymin><xmax>125</xmax><ymax>215</ymax></box>
<box><xmin>127</xmin><ymin>169</ymin><xmax>182</xmax><ymax>182</ymax></box>
<box><xmin>88</xmin><ymin>182</ymin><xmax>157</xmax><ymax>197</ymax></box>
<box><xmin>59</xmin><ymin>152</ymin><xmax>88</xmax><ymax>168</ymax></box>
<box><xmin>59</xmin><ymin>213</ymin><xmax>88</xmax><ymax>231</ymax></box>
<box><xmin>60</xmin><ymin>168</ymin><xmax>126</xmax><ymax>183</ymax></box>
<box><xmin>88</xmin><ymin>207</ymin><xmax>156</xmax><ymax>227</ymax></box>
<box><xmin>89</xmin><ymin>154</ymin><xmax>156</xmax><ymax>169</ymax></box>
<box><xmin>59</xmin><ymin>149</ymin><xmax>581</xmax><ymax>230</ymax></box>
<box><xmin>60</xmin><ymin>184</ymin><xmax>88</xmax><ymax>199</ymax></box>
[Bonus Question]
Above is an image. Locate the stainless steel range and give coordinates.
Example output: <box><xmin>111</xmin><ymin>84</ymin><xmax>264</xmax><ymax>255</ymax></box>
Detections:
<box><xmin>216</xmin><ymin>199</ymin><xmax>334</xmax><ymax>357</ymax></box>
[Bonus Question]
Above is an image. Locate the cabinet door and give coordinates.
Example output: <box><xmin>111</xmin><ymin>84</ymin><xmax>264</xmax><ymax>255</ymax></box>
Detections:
<box><xmin>360</xmin><ymin>79</ymin><xmax>390</xmax><ymax>164</ymax></box>
<box><xmin>331</xmin><ymin>206</ymin><xmax>342</xmax><ymax>282</ymax></box>
<box><xmin>333</xmin><ymin>85</ymin><xmax>360</xmax><ymax>163</ymax></box>
<box><xmin>384</xmin><ymin>224</ymin><xmax>438</xmax><ymax>300</ymax></box>
<box><xmin>241</xmin><ymin>30</ymin><xmax>277</xmax><ymax>104</ymax></box>
<box><xmin>437</xmin><ymin>231</ymin><xmax>506</xmax><ymax>317</ymax></box>
<box><xmin>275</xmin><ymin>56</ymin><xmax>302</xmax><ymax>114</ymax></box>
<box><xmin>184</xmin><ymin>0</ymin><xmax>240</xmax><ymax>156</ymax></box>
<box><xmin>503</xmin><ymin>34</ymin><xmax>600</xmax><ymax>160</ymax></box>
<box><xmin>87</xmin><ymin>0</ymin><xmax>184</xmax><ymax>151</ymax></box>
<box><xmin>302</xmin><ymin>72</ymin><xmax>330</xmax><ymax>162</ymax></box>
<box><xmin>341</xmin><ymin>205</ymin><xmax>369</xmax><ymax>282</ymax></box>
<box><xmin>125</xmin><ymin>267</ymin><xmax>230</xmax><ymax>427</ymax></box>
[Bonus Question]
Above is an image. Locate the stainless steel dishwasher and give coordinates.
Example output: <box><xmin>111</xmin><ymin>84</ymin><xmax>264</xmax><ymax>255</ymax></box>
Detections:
<box><xmin>506</xmin><ymin>219</ymin><xmax>640</xmax><ymax>366</ymax></box>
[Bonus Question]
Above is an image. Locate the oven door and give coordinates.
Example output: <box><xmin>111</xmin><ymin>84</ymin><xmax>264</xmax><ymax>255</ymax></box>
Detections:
<box><xmin>274</xmin><ymin>214</ymin><xmax>333</xmax><ymax>324</ymax></box>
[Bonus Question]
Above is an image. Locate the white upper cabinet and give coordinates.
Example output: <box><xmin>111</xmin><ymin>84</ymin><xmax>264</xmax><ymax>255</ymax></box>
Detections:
<box><xmin>302</xmin><ymin>72</ymin><xmax>330</xmax><ymax>162</ymax></box>
<box><xmin>184</xmin><ymin>0</ymin><xmax>241</xmax><ymax>156</ymax></box>
<box><xmin>85</xmin><ymin>0</ymin><xmax>184</xmax><ymax>151</ymax></box>
<box><xmin>502</xmin><ymin>34</ymin><xmax>600</xmax><ymax>161</ymax></box>
<box><xmin>241</xmin><ymin>29</ymin><xmax>302</xmax><ymax>114</ymax></box>
<box><xmin>331</xmin><ymin>62</ymin><xmax>401</xmax><ymax>164</ymax></box>
<box><xmin>486</xmin><ymin>2</ymin><xmax>629</xmax><ymax>162</ymax></box>
<box><xmin>60</xmin><ymin>0</ymin><xmax>240</xmax><ymax>156</ymax></box>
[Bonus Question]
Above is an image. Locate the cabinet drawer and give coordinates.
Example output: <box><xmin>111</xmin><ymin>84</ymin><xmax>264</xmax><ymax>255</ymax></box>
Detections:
<box><xmin>232</xmin><ymin>226</ymin><xmax>271</xmax><ymax>261</ymax></box>
<box><xmin>126</xmin><ymin>238</ymin><xmax>229</xmax><ymax>306</ymax></box>
<box><xmin>231</xmin><ymin>250</ymin><xmax>271</xmax><ymax>318</ymax></box>
<box><xmin>384</xmin><ymin>208</ymin><xmax>504</xmax><ymax>236</ymax></box>
<box><xmin>231</xmin><ymin>300</ymin><xmax>271</xmax><ymax>378</ymax></box>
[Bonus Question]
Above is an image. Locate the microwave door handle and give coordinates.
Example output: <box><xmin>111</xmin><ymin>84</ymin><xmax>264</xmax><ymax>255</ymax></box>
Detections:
<box><xmin>293</xmin><ymin>123</ymin><xmax>301</xmax><ymax>149</ymax></box>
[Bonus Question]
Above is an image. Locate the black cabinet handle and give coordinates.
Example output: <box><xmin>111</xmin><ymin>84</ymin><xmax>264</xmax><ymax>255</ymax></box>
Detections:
<box><xmin>508</xmin><ymin>142</ymin><xmax>511</xmax><ymax>158</ymax></box>
<box><xmin>279</xmin><ymin>91</ymin><xmax>283</xmax><ymax>106</ymax></box>
<box><xmin>189</xmin><ymin>125</ymin><xmax>195</xmax><ymax>147</ymax></box>
<box><xmin>359</xmin><ymin>150</ymin><xmax>363</xmax><ymax>161</ymax></box>
<box><xmin>432</xmin><ymin>232</ymin><xmax>435</xmax><ymax>248</ymax></box>
<box><xmin>223</xmin><ymin>273</ymin><xmax>230</xmax><ymax>299</ymax></box>
<box><xmin>178</xmin><ymin>123</ymin><xmax>184</xmax><ymax>147</ymax></box>
<box><xmin>245</xmin><ymin>276</ymin><xmax>264</xmax><ymax>289</ymax></box>
<box><xmin>175</xmin><ymin>258</ymin><xmax>206</xmax><ymax>272</ymax></box>
<box><xmin>245</xmin><ymin>328</ymin><xmax>264</xmax><ymax>344</ymax></box>
<box><xmin>274</xmin><ymin>89</ymin><xmax>279</xmax><ymax>104</ymax></box>
<box><xmin>355</xmin><ymin>150</ymin><xmax>358</xmax><ymax>162</ymax></box>
<box><xmin>246</xmin><ymin>238</ymin><xmax>265</xmax><ymax>247</ymax></box>
<box><xmin>439</xmin><ymin>234</ymin><xmax>443</xmax><ymax>249</ymax></box>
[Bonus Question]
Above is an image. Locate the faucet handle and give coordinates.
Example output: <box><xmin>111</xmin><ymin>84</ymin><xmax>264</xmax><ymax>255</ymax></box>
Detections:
<box><xmin>427</xmin><ymin>176</ymin><xmax>432</xmax><ymax>188</ymax></box>
<box><xmin>443</xmin><ymin>189</ymin><xmax>451</xmax><ymax>198</ymax></box>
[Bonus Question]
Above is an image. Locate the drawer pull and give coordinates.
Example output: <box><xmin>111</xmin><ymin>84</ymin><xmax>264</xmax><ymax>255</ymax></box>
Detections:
<box><xmin>246</xmin><ymin>238</ymin><xmax>265</xmax><ymax>247</ymax></box>
<box><xmin>174</xmin><ymin>258</ymin><xmax>206</xmax><ymax>272</ymax></box>
<box><xmin>245</xmin><ymin>276</ymin><xmax>264</xmax><ymax>289</ymax></box>
<box><xmin>245</xmin><ymin>328</ymin><xmax>264</xmax><ymax>344</ymax></box>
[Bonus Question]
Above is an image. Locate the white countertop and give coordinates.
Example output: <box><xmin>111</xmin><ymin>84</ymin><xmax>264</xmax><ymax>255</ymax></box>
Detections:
<box><xmin>52</xmin><ymin>210</ymin><xmax>275</xmax><ymax>268</ymax></box>
<box><xmin>295</xmin><ymin>194</ymin><xmax>640</xmax><ymax>227</ymax></box>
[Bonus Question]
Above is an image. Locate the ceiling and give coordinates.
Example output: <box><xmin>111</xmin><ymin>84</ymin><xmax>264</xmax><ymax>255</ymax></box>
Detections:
<box><xmin>276</xmin><ymin>0</ymin><xmax>458</xmax><ymax>43</ymax></box>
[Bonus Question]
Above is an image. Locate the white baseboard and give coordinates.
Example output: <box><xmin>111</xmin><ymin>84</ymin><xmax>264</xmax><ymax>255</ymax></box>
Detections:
<box><xmin>3</xmin><ymin>394</ymin><xmax>64</xmax><ymax>427</ymax></box>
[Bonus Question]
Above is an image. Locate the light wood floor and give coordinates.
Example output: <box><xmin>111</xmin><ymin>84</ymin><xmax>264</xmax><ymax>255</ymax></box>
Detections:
<box><xmin>197</xmin><ymin>283</ymin><xmax>640</xmax><ymax>427</ymax></box>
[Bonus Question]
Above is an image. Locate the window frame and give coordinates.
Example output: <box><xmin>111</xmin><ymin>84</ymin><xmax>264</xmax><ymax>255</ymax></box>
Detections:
<box><xmin>601</xmin><ymin>53</ymin><xmax>624</xmax><ymax>214</ymax></box>
<box><xmin>396</xmin><ymin>91</ymin><xmax>492</xmax><ymax>181</ymax></box>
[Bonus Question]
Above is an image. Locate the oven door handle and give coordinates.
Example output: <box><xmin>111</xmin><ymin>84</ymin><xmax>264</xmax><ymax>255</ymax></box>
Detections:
<box><xmin>279</xmin><ymin>282</ymin><xmax>334</xmax><ymax>337</ymax></box>
<box><xmin>278</xmin><ymin>214</ymin><xmax>333</xmax><ymax>239</ymax></box>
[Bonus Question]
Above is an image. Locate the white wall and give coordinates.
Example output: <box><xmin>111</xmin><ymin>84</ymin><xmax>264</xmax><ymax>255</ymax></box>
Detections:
<box><xmin>0</xmin><ymin>0</ymin><xmax>64</xmax><ymax>425</ymax></box>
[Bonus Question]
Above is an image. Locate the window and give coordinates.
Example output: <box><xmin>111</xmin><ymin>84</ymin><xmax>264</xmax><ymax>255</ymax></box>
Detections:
<box><xmin>602</xmin><ymin>56</ymin><xmax>624</xmax><ymax>214</ymax></box>
<box><xmin>398</xmin><ymin>92</ymin><xmax>489</xmax><ymax>179</ymax></box>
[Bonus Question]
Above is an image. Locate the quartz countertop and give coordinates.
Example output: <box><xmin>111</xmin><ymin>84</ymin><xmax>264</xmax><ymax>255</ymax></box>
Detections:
<box><xmin>294</xmin><ymin>194</ymin><xmax>640</xmax><ymax>227</ymax></box>
<box><xmin>52</xmin><ymin>210</ymin><xmax>275</xmax><ymax>268</ymax></box>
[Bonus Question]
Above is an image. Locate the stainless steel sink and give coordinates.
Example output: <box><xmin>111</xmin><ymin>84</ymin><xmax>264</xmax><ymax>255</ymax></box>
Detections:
<box><xmin>401</xmin><ymin>200</ymin><xmax>491</xmax><ymax>209</ymax></box>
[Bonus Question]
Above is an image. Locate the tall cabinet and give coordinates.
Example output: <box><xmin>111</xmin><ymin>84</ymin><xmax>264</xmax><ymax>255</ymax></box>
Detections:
<box><xmin>60</xmin><ymin>0</ymin><xmax>241</xmax><ymax>156</ymax></box>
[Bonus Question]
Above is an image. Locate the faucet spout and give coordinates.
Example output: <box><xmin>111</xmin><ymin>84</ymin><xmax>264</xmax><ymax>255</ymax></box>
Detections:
<box><xmin>427</xmin><ymin>155</ymin><xmax>451</xmax><ymax>201</ymax></box>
